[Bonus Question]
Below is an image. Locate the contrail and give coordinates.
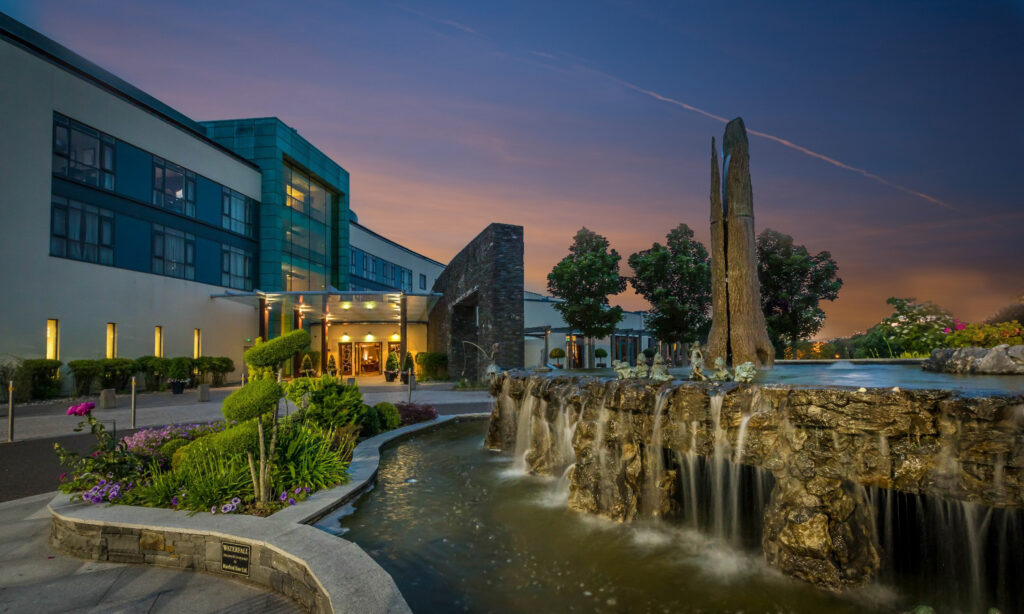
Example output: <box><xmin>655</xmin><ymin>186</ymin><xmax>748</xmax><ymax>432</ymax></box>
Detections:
<box><xmin>592</xmin><ymin>69</ymin><xmax>955</xmax><ymax>210</ymax></box>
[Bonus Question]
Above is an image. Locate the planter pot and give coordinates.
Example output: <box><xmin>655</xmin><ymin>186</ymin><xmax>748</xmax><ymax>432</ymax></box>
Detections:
<box><xmin>597</xmin><ymin>363</ymin><xmax>607</xmax><ymax>368</ymax></box>
<box><xmin>169</xmin><ymin>381</ymin><xmax>186</xmax><ymax>395</ymax></box>
<box><xmin>384</xmin><ymin>371</ymin><xmax>398</xmax><ymax>382</ymax></box>
<box><xmin>400</xmin><ymin>372</ymin><xmax>410</xmax><ymax>384</ymax></box>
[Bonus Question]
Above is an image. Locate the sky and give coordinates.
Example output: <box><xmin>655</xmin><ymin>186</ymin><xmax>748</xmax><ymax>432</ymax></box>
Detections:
<box><xmin>4</xmin><ymin>0</ymin><xmax>1022</xmax><ymax>338</ymax></box>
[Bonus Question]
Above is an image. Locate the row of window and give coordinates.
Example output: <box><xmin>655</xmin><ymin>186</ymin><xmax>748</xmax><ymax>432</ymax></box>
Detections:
<box><xmin>349</xmin><ymin>247</ymin><xmax>413</xmax><ymax>292</ymax></box>
<box><xmin>45</xmin><ymin>319</ymin><xmax>203</xmax><ymax>361</ymax></box>
<box><xmin>50</xmin><ymin>197</ymin><xmax>254</xmax><ymax>289</ymax></box>
<box><xmin>53</xmin><ymin>113</ymin><xmax>257</xmax><ymax>238</ymax></box>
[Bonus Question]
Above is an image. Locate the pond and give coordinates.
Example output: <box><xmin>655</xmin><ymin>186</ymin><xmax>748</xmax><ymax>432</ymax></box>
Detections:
<box><xmin>317</xmin><ymin>420</ymin><xmax>927</xmax><ymax>613</ymax></box>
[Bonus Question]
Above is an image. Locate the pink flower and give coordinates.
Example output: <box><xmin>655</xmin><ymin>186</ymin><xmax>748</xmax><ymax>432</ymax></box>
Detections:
<box><xmin>943</xmin><ymin>327</ymin><xmax>951</xmax><ymax>334</ymax></box>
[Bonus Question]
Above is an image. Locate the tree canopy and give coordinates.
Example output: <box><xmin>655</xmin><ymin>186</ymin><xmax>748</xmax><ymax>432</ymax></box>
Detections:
<box><xmin>756</xmin><ymin>229</ymin><xmax>842</xmax><ymax>357</ymax></box>
<box><xmin>628</xmin><ymin>223</ymin><xmax>712</xmax><ymax>349</ymax></box>
<box><xmin>547</xmin><ymin>228</ymin><xmax>626</xmax><ymax>340</ymax></box>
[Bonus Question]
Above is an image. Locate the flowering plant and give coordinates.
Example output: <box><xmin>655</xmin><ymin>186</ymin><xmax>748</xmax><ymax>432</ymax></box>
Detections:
<box><xmin>945</xmin><ymin>321</ymin><xmax>1024</xmax><ymax>349</ymax></box>
<box><xmin>66</xmin><ymin>402</ymin><xmax>95</xmax><ymax>417</ymax></box>
<box><xmin>55</xmin><ymin>404</ymin><xmax>144</xmax><ymax>501</ymax></box>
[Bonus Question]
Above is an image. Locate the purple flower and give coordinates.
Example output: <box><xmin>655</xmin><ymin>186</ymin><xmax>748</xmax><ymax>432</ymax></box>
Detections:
<box><xmin>171</xmin><ymin>496</ymin><xmax>179</xmax><ymax>507</ymax></box>
<box><xmin>211</xmin><ymin>506</ymin><xmax>216</xmax><ymax>514</ymax></box>
<box><xmin>280</xmin><ymin>491</ymin><xmax>287</xmax><ymax>501</ymax></box>
<box><xmin>302</xmin><ymin>487</ymin><xmax>309</xmax><ymax>493</ymax></box>
<box><xmin>221</xmin><ymin>503</ymin><xmax>234</xmax><ymax>513</ymax></box>
<box><xmin>288</xmin><ymin>498</ymin><xmax>296</xmax><ymax>506</ymax></box>
<box><xmin>294</xmin><ymin>487</ymin><xmax>302</xmax><ymax>495</ymax></box>
<box><xmin>231</xmin><ymin>497</ymin><xmax>241</xmax><ymax>506</ymax></box>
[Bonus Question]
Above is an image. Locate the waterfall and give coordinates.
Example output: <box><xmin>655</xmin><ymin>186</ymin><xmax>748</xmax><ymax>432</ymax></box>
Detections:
<box><xmin>511</xmin><ymin>379</ymin><xmax>538</xmax><ymax>473</ymax></box>
<box><xmin>644</xmin><ymin>384</ymin><xmax>674</xmax><ymax>517</ymax></box>
<box><xmin>729</xmin><ymin>413</ymin><xmax>752</xmax><ymax>542</ymax></box>
<box><xmin>709</xmin><ymin>391</ymin><xmax>730</xmax><ymax>538</ymax></box>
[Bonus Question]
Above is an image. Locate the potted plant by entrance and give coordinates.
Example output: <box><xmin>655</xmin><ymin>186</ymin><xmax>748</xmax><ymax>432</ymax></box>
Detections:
<box><xmin>400</xmin><ymin>352</ymin><xmax>415</xmax><ymax>384</ymax></box>
<box><xmin>167</xmin><ymin>357</ymin><xmax>191</xmax><ymax>395</ymax></box>
<box><xmin>549</xmin><ymin>347</ymin><xmax>565</xmax><ymax>368</ymax></box>
<box><xmin>595</xmin><ymin>348</ymin><xmax>608</xmax><ymax>368</ymax></box>
<box><xmin>384</xmin><ymin>352</ymin><xmax>400</xmax><ymax>382</ymax></box>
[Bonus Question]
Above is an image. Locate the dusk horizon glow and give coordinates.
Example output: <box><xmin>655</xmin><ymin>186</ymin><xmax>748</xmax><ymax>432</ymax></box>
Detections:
<box><xmin>5</xmin><ymin>0</ymin><xmax>1021</xmax><ymax>339</ymax></box>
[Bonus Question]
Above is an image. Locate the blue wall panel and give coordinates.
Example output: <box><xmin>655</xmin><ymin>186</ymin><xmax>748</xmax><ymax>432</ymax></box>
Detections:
<box><xmin>196</xmin><ymin>176</ymin><xmax>221</xmax><ymax>228</ymax></box>
<box><xmin>195</xmin><ymin>237</ymin><xmax>221</xmax><ymax>286</ymax></box>
<box><xmin>114</xmin><ymin>214</ymin><xmax>150</xmax><ymax>273</ymax></box>
<box><xmin>114</xmin><ymin>142</ymin><xmax>152</xmax><ymax>204</ymax></box>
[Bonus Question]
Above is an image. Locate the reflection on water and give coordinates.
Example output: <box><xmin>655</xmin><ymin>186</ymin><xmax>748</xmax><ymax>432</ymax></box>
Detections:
<box><xmin>318</xmin><ymin>421</ymin><xmax>905</xmax><ymax>614</ymax></box>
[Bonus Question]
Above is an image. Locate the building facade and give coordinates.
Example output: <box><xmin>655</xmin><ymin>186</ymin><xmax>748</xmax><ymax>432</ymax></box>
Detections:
<box><xmin>0</xmin><ymin>14</ymin><xmax>261</xmax><ymax>375</ymax></box>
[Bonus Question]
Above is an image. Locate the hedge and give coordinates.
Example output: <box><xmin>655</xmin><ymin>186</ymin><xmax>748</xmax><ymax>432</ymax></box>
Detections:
<box><xmin>376</xmin><ymin>402</ymin><xmax>401</xmax><ymax>430</ymax></box>
<box><xmin>21</xmin><ymin>358</ymin><xmax>62</xmax><ymax>399</ymax></box>
<box><xmin>67</xmin><ymin>360</ymin><xmax>103</xmax><ymax>397</ymax></box>
<box><xmin>415</xmin><ymin>352</ymin><xmax>448</xmax><ymax>380</ymax></box>
<box><xmin>100</xmin><ymin>358</ymin><xmax>135</xmax><ymax>391</ymax></box>
<box><xmin>134</xmin><ymin>356</ymin><xmax>170</xmax><ymax>391</ymax></box>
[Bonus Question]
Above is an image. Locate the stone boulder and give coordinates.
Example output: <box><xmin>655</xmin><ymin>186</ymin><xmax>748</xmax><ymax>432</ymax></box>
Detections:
<box><xmin>924</xmin><ymin>345</ymin><xmax>1024</xmax><ymax>375</ymax></box>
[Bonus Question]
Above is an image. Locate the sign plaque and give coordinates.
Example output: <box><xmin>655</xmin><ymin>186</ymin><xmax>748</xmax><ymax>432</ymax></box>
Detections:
<box><xmin>221</xmin><ymin>541</ymin><xmax>250</xmax><ymax>576</ymax></box>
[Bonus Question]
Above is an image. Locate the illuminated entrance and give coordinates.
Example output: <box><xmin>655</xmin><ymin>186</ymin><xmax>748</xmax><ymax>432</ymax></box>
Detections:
<box><xmin>211</xmin><ymin>290</ymin><xmax>438</xmax><ymax>378</ymax></box>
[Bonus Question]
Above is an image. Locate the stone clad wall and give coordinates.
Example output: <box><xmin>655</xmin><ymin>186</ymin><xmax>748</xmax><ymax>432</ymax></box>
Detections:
<box><xmin>487</xmin><ymin>374</ymin><xmax>1024</xmax><ymax>590</ymax></box>
<box><xmin>428</xmin><ymin>223</ymin><xmax>524</xmax><ymax>380</ymax></box>
<box><xmin>51</xmin><ymin>515</ymin><xmax>330</xmax><ymax>612</ymax></box>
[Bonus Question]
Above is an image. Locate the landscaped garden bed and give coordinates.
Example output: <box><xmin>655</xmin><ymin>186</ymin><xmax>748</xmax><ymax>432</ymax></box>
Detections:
<box><xmin>54</xmin><ymin>329</ymin><xmax>439</xmax><ymax>517</ymax></box>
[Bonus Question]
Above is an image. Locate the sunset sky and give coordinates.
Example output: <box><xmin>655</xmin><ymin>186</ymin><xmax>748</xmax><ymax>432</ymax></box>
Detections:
<box><xmin>4</xmin><ymin>0</ymin><xmax>1022</xmax><ymax>338</ymax></box>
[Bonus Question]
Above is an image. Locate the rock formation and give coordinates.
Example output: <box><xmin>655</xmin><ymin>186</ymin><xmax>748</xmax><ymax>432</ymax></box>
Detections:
<box><xmin>925</xmin><ymin>344</ymin><xmax>1024</xmax><ymax>375</ymax></box>
<box><xmin>487</xmin><ymin>372</ymin><xmax>1024</xmax><ymax>591</ymax></box>
<box><xmin>707</xmin><ymin>119</ymin><xmax>775</xmax><ymax>369</ymax></box>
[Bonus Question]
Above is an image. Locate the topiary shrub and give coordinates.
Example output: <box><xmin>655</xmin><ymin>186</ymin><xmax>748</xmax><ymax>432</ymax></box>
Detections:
<box><xmin>360</xmin><ymin>404</ymin><xmax>383</xmax><ymax>437</ymax></box>
<box><xmin>67</xmin><ymin>359</ymin><xmax>103</xmax><ymax>397</ymax></box>
<box><xmin>134</xmin><ymin>356</ymin><xmax>170</xmax><ymax>391</ymax></box>
<box><xmin>158</xmin><ymin>438</ymin><xmax>189</xmax><ymax>463</ymax></box>
<box><xmin>305</xmin><ymin>351</ymin><xmax>320</xmax><ymax>375</ymax></box>
<box><xmin>395</xmin><ymin>401</ymin><xmax>438</xmax><ymax>426</ymax></box>
<box><xmin>642</xmin><ymin>348</ymin><xmax>657</xmax><ymax>360</ymax></box>
<box><xmin>98</xmin><ymin>358</ymin><xmax>135</xmax><ymax>391</ymax></box>
<box><xmin>376</xmin><ymin>402</ymin><xmax>401</xmax><ymax>431</ymax></box>
<box><xmin>244</xmin><ymin>330</ymin><xmax>311</xmax><ymax>380</ymax></box>
<box><xmin>402</xmin><ymin>352</ymin><xmax>415</xmax><ymax>372</ymax></box>
<box><xmin>21</xmin><ymin>358</ymin><xmax>62</xmax><ymax>399</ymax></box>
<box><xmin>549</xmin><ymin>347</ymin><xmax>565</xmax><ymax>367</ymax></box>
<box><xmin>286</xmin><ymin>375</ymin><xmax>364</xmax><ymax>430</ymax></box>
<box><xmin>326</xmin><ymin>354</ymin><xmax>337</xmax><ymax>376</ymax></box>
<box><xmin>193</xmin><ymin>356</ymin><xmax>216</xmax><ymax>385</ymax></box>
<box><xmin>595</xmin><ymin>348</ymin><xmax>608</xmax><ymax>359</ymax></box>
<box><xmin>385</xmin><ymin>352</ymin><xmax>400</xmax><ymax>372</ymax></box>
<box><xmin>172</xmin><ymin>420</ymin><xmax>263</xmax><ymax>471</ymax></box>
<box><xmin>300</xmin><ymin>354</ymin><xmax>314</xmax><ymax>377</ymax></box>
<box><xmin>167</xmin><ymin>357</ymin><xmax>193</xmax><ymax>384</ymax></box>
<box><xmin>221</xmin><ymin>378</ymin><xmax>282</xmax><ymax>422</ymax></box>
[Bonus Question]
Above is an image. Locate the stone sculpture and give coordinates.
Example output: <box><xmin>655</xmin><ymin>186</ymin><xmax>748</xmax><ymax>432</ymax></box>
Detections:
<box><xmin>634</xmin><ymin>354</ymin><xmax>649</xmax><ymax>379</ymax></box>
<box><xmin>710</xmin><ymin>356</ymin><xmax>732</xmax><ymax>381</ymax></box>
<box><xmin>649</xmin><ymin>354</ymin><xmax>672</xmax><ymax>382</ymax></box>
<box><xmin>733</xmin><ymin>361</ymin><xmax>756</xmax><ymax>383</ymax></box>
<box><xmin>707</xmin><ymin>118</ymin><xmax>775</xmax><ymax>369</ymax></box>
<box><xmin>612</xmin><ymin>360</ymin><xmax>633</xmax><ymax>380</ymax></box>
<box><xmin>689</xmin><ymin>346</ymin><xmax>706</xmax><ymax>381</ymax></box>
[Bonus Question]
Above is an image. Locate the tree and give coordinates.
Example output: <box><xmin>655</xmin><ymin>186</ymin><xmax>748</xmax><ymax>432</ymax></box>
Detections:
<box><xmin>628</xmin><ymin>224</ymin><xmax>712</xmax><ymax>359</ymax></box>
<box><xmin>756</xmin><ymin>229</ymin><xmax>842</xmax><ymax>358</ymax></box>
<box><xmin>547</xmin><ymin>228</ymin><xmax>626</xmax><ymax>367</ymax></box>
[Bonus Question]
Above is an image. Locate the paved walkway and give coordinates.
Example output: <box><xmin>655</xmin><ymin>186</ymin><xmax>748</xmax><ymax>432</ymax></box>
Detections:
<box><xmin>0</xmin><ymin>492</ymin><xmax>299</xmax><ymax>613</ymax></box>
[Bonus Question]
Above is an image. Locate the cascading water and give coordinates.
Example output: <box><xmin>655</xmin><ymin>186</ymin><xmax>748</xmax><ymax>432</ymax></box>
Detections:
<box><xmin>511</xmin><ymin>379</ymin><xmax>538</xmax><ymax>473</ymax></box>
<box><xmin>643</xmin><ymin>384</ymin><xmax>675</xmax><ymax>517</ymax></box>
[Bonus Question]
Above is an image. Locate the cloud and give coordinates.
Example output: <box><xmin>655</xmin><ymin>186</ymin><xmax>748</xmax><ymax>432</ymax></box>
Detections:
<box><xmin>439</xmin><ymin>19</ymin><xmax>477</xmax><ymax>34</ymax></box>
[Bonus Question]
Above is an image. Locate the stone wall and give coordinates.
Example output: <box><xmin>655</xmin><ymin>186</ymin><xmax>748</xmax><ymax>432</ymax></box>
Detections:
<box><xmin>428</xmin><ymin>223</ymin><xmax>524</xmax><ymax>381</ymax></box>
<box><xmin>925</xmin><ymin>344</ymin><xmax>1024</xmax><ymax>375</ymax></box>
<box><xmin>487</xmin><ymin>373</ymin><xmax>1024</xmax><ymax>590</ymax></box>
<box><xmin>51</xmin><ymin>515</ymin><xmax>330</xmax><ymax>612</ymax></box>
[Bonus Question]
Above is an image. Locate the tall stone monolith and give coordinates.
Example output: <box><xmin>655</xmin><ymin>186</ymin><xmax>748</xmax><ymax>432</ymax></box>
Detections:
<box><xmin>707</xmin><ymin>118</ymin><xmax>775</xmax><ymax>368</ymax></box>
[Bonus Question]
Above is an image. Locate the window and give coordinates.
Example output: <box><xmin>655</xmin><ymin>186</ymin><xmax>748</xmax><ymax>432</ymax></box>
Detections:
<box><xmin>106</xmin><ymin>323</ymin><xmax>117</xmax><ymax>359</ymax></box>
<box><xmin>221</xmin><ymin>188</ymin><xmax>255</xmax><ymax>237</ymax></box>
<box><xmin>50</xmin><ymin>197</ymin><xmax>114</xmax><ymax>265</ymax></box>
<box><xmin>152</xmin><ymin>157</ymin><xmax>196</xmax><ymax>217</ymax></box>
<box><xmin>152</xmin><ymin>224</ymin><xmax>195</xmax><ymax>280</ymax></box>
<box><xmin>419</xmin><ymin>274</ymin><xmax>427</xmax><ymax>290</ymax></box>
<box><xmin>154</xmin><ymin>326</ymin><xmax>164</xmax><ymax>357</ymax></box>
<box><xmin>53</xmin><ymin>114</ymin><xmax>115</xmax><ymax>190</ymax></box>
<box><xmin>348</xmin><ymin>246</ymin><xmax>413</xmax><ymax>291</ymax></box>
<box><xmin>46</xmin><ymin>319</ymin><xmax>60</xmax><ymax>360</ymax></box>
<box><xmin>282</xmin><ymin>164</ymin><xmax>333</xmax><ymax>291</ymax></box>
<box><xmin>221</xmin><ymin>245</ymin><xmax>253</xmax><ymax>290</ymax></box>
<box><xmin>193</xmin><ymin>329</ymin><xmax>202</xmax><ymax>359</ymax></box>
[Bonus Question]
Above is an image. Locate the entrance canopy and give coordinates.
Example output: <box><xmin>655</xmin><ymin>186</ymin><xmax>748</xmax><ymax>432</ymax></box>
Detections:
<box><xmin>211</xmin><ymin>290</ymin><xmax>439</xmax><ymax>325</ymax></box>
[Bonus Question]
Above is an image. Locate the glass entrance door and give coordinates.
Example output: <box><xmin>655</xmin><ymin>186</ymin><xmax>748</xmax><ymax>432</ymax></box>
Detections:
<box><xmin>356</xmin><ymin>342</ymin><xmax>382</xmax><ymax>375</ymax></box>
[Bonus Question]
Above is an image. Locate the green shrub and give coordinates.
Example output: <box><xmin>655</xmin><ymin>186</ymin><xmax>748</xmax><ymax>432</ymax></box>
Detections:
<box><xmin>167</xmin><ymin>357</ymin><xmax>193</xmax><ymax>382</ymax></box>
<box><xmin>100</xmin><ymin>358</ymin><xmax>135</xmax><ymax>391</ymax></box>
<box><xmin>0</xmin><ymin>358</ymin><xmax>33</xmax><ymax>403</ymax></box>
<box><xmin>221</xmin><ymin>378</ymin><xmax>283</xmax><ymax>422</ymax></box>
<box><xmin>158</xmin><ymin>438</ymin><xmax>189</xmax><ymax>462</ymax></box>
<box><xmin>376</xmin><ymin>402</ymin><xmax>401</xmax><ymax>430</ymax></box>
<box><xmin>193</xmin><ymin>356</ymin><xmax>216</xmax><ymax>385</ymax></box>
<box><xmin>326</xmin><ymin>354</ymin><xmax>337</xmax><ymax>375</ymax></box>
<box><xmin>67</xmin><ymin>359</ymin><xmax>103</xmax><ymax>397</ymax></box>
<box><xmin>244</xmin><ymin>330</ymin><xmax>311</xmax><ymax>379</ymax></box>
<box><xmin>210</xmin><ymin>357</ymin><xmax>235</xmax><ymax>387</ymax></box>
<box><xmin>415</xmin><ymin>352</ymin><xmax>448</xmax><ymax>380</ymax></box>
<box><xmin>21</xmin><ymin>358</ymin><xmax>62</xmax><ymax>399</ymax></box>
<box><xmin>360</xmin><ymin>404</ymin><xmax>382</xmax><ymax>437</ymax></box>
<box><xmin>595</xmin><ymin>348</ymin><xmax>608</xmax><ymax>359</ymax></box>
<box><xmin>300</xmin><ymin>354</ymin><xmax>314</xmax><ymax>377</ymax></box>
<box><xmin>385</xmin><ymin>352</ymin><xmax>400</xmax><ymax>372</ymax></box>
<box><xmin>305</xmin><ymin>351</ymin><xmax>320</xmax><ymax>374</ymax></box>
<box><xmin>287</xmin><ymin>376</ymin><xmax>364</xmax><ymax>430</ymax></box>
<box><xmin>642</xmin><ymin>348</ymin><xmax>657</xmax><ymax>359</ymax></box>
<box><xmin>946</xmin><ymin>321</ymin><xmax>1024</xmax><ymax>349</ymax></box>
<box><xmin>549</xmin><ymin>348</ymin><xmax>565</xmax><ymax>360</ymax></box>
<box><xmin>134</xmin><ymin>356</ymin><xmax>170</xmax><ymax>391</ymax></box>
<box><xmin>171</xmin><ymin>421</ymin><xmax>261</xmax><ymax>471</ymax></box>
<box><xmin>175</xmin><ymin>451</ymin><xmax>253</xmax><ymax>511</ymax></box>
<box><xmin>402</xmin><ymin>352</ymin><xmax>415</xmax><ymax>372</ymax></box>
<box><xmin>124</xmin><ymin>463</ymin><xmax>183</xmax><ymax>508</ymax></box>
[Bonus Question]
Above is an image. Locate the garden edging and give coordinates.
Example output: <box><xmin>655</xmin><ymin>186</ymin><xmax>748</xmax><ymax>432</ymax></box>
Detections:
<box><xmin>48</xmin><ymin>412</ymin><xmax>490</xmax><ymax>613</ymax></box>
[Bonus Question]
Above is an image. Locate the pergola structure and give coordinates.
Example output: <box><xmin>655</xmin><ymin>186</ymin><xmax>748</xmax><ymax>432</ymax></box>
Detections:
<box><xmin>212</xmin><ymin>290</ymin><xmax>440</xmax><ymax>374</ymax></box>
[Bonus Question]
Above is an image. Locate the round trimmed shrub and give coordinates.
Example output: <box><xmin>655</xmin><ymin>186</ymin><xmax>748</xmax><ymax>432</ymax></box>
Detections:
<box><xmin>221</xmin><ymin>378</ymin><xmax>282</xmax><ymax>422</ymax></box>
<box><xmin>172</xmin><ymin>421</ymin><xmax>261</xmax><ymax>470</ymax></box>
<box><xmin>376</xmin><ymin>402</ymin><xmax>400</xmax><ymax>431</ymax></box>
<box><xmin>158</xmin><ymin>438</ymin><xmax>189</xmax><ymax>461</ymax></box>
<box><xmin>244</xmin><ymin>329</ymin><xmax>311</xmax><ymax>377</ymax></box>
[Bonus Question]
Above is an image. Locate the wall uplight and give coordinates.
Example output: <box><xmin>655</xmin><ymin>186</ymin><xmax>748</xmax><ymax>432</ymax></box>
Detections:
<box><xmin>390</xmin><ymin>333</ymin><xmax>400</xmax><ymax>342</ymax></box>
<box><xmin>341</xmin><ymin>302</ymin><xmax>351</xmax><ymax>310</ymax></box>
<box><xmin>341</xmin><ymin>333</ymin><xmax>350</xmax><ymax>343</ymax></box>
